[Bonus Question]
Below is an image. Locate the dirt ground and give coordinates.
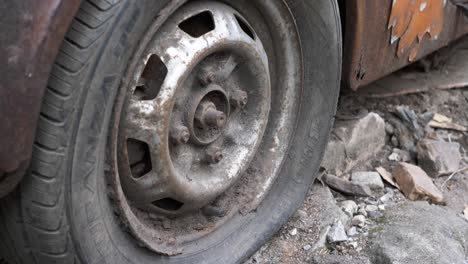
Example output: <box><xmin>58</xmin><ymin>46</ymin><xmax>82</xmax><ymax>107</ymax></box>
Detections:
<box><xmin>246</xmin><ymin>87</ymin><xmax>468</xmax><ymax>264</ymax></box>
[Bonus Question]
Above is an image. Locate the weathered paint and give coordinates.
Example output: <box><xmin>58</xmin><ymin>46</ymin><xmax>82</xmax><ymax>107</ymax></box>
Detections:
<box><xmin>389</xmin><ymin>0</ymin><xmax>447</xmax><ymax>62</ymax></box>
<box><xmin>342</xmin><ymin>0</ymin><xmax>468</xmax><ymax>90</ymax></box>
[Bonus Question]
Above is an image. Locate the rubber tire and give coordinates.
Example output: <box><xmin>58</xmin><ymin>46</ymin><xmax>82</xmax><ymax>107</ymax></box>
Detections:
<box><xmin>0</xmin><ymin>0</ymin><xmax>342</xmax><ymax>263</ymax></box>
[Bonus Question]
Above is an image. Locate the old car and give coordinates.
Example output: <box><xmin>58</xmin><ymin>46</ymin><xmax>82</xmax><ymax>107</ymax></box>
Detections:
<box><xmin>0</xmin><ymin>0</ymin><xmax>467</xmax><ymax>263</ymax></box>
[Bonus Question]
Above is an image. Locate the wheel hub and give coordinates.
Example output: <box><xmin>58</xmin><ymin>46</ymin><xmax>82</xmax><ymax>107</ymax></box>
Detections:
<box><xmin>117</xmin><ymin>1</ymin><xmax>271</xmax><ymax>216</ymax></box>
<box><xmin>188</xmin><ymin>86</ymin><xmax>230</xmax><ymax>145</ymax></box>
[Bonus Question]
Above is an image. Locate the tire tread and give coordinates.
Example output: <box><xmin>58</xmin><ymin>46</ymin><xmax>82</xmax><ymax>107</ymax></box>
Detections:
<box><xmin>0</xmin><ymin>1</ymin><xmax>122</xmax><ymax>263</ymax></box>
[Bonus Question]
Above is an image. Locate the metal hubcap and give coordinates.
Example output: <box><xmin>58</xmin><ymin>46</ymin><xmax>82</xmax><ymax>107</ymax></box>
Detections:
<box><xmin>118</xmin><ymin>2</ymin><xmax>270</xmax><ymax>216</ymax></box>
<box><xmin>109</xmin><ymin>0</ymin><xmax>302</xmax><ymax>255</ymax></box>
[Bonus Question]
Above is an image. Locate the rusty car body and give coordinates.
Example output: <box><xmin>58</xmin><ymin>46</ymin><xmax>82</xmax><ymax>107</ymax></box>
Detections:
<box><xmin>0</xmin><ymin>0</ymin><xmax>467</xmax><ymax>195</ymax></box>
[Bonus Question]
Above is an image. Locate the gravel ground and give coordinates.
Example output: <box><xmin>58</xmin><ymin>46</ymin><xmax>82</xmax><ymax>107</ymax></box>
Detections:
<box><xmin>246</xmin><ymin>87</ymin><xmax>468</xmax><ymax>264</ymax></box>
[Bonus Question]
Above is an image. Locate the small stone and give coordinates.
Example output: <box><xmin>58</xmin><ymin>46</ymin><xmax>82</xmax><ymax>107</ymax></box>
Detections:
<box><xmin>295</xmin><ymin>209</ymin><xmax>308</xmax><ymax>221</ymax></box>
<box><xmin>347</xmin><ymin>226</ymin><xmax>359</xmax><ymax>237</ymax></box>
<box><xmin>352</xmin><ymin>215</ymin><xmax>367</xmax><ymax>227</ymax></box>
<box><xmin>303</xmin><ymin>244</ymin><xmax>312</xmax><ymax>251</ymax></box>
<box><xmin>417</xmin><ymin>139</ymin><xmax>461</xmax><ymax>177</ymax></box>
<box><xmin>368</xmin><ymin>210</ymin><xmax>384</xmax><ymax>219</ymax></box>
<box><xmin>327</xmin><ymin>221</ymin><xmax>349</xmax><ymax>243</ymax></box>
<box><xmin>340</xmin><ymin>200</ymin><xmax>358</xmax><ymax>217</ymax></box>
<box><xmin>322</xmin><ymin>174</ymin><xmax>374</xmax><ymax>197</ymax></box>
<box><xmin>349</xmin><ymin>242</ymin><xmax>359</xmax><ymax>249</ymax></box>
<box><xmin>365</xmin><ymin>205</ymin><xmax>379</xmax><ymax>212</ymax></box>
<box><xmin>378</xmin><ymin>205</ymin><xmax>386</xmax><ymax>211</ymax></box>
<box><xmin>396</xmin><ymin>148</ymin><xmax>411</xmax><ymax>162</ymax></box>
<box><xmin>289</xmin><ymin>228</ymin><xmax>298</xmax><ymax>236</ymax></box>
<box><xmin>385</xmin><ymin>122</ymin><xmax>395</xmax><ymax>135</ymax></box>
<box><xmin>351</xmin><ymin>171</ymin><xmax>385</xmax><ymax>192</ymax></box>
<box><xmin>388</xmin><ymin>152</ymin><xmax>400</xmax><ymax>162</ymax></box>
<box><xmin>391</xmin><ymin>136</ymin><xmax>399</xmax><ymax>147</ymax></box>
<box><xmin>388</xmin><ymin>148</ymin><xmax>411</xmax><ymax>162</ymax></box>
<box><xmin>379</xmin><ymin>193</ymin><xmax>392</xmax><ymax>204</ymax></box>
<box><xmin>393</xmin><ymin>162</ymin><xmax>444</xmax><ymax>203</ymax></box>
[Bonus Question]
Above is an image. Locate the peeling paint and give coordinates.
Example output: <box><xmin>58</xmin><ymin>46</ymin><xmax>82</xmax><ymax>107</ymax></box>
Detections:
<box><xmin>388</xmin><ymin>0</ymin><xmax>446</xmax><ymax>61</ymax></box>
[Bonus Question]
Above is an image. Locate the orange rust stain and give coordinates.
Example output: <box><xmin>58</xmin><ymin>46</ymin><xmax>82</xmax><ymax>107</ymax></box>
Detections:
<box><xmin>388</xmin><ymin>0</ymin><xmax>446</xmax><ymax>61</ymax></box>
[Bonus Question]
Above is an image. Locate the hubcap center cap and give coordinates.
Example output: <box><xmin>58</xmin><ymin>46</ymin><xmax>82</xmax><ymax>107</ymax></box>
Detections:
<box><xmin>189</xmin><ymin>87</ymin><xmax>229</xmax><ymax>145</ymax></box>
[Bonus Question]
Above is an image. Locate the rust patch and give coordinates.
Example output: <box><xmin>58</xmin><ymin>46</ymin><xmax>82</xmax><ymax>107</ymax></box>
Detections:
<box><xmin>388</xmin><ymin>0</ymin><xmax>446</xmax><ymax>61</ymax></box>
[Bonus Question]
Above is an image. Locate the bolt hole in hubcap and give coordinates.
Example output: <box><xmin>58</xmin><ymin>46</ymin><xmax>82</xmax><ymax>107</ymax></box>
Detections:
<box><xmin>111</xmin><ymin>0</ymin><xmax>301</xmax><ymax>255</ymax></box>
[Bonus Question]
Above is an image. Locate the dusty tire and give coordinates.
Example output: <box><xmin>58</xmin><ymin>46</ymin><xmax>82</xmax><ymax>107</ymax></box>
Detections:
<box><xmin>0</xmin><ymin>0</ymin><xmax>341</xmax><ymax>263</ymax></box>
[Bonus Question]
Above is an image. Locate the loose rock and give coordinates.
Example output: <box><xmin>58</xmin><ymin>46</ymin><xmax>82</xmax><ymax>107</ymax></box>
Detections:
<box><xmin>352</xmin><ymin>215</ymin><xmax>366</xmax><ymax>227</ymax></box>
<box><xmin>368</xmin><ymin>202</ymin><xmax>468</xmax><ymax>264</ymax></box>
<box><xmin>303</xmin><ymin>244</ymin><xmax>312</xmax><ymax>251</ymax></box>
<box><xmin>388</xmin><ymin>148</ymin><xmax>411</xmax><ymax>162</ymax></box>
<box><xmin>388</xmin><ymin>152</ymin><xmax>400</xmax><ymax>162</ymax></box>
<box><xmin>393</xmin><ymin>162</ymin><xmax>444</xmax><ymax>203</ymax></box>
<box><xmin>321</xmin><ymin>137</ymin><xmax>347</xmax><ymax>176</ymax></box>
<box><xmin>322</xmin><ymin>174</ymin><xmax>374</xmax><ymax>197</ymax></box>
<box><xmin>376</xmin><ymin>167</ymin><xmax>400</xmax><ymax>189</ymax></box>
<box><xmin>385</xmin><ymin>122</ymin><xmax>395</xmax><ymax>135</ymax></box>
<box><xmin>289</xmin><ymin>228</ymin><xmax>298</xmax><ymax>236</ymax></box>
<box><xmin>379</xmin><ymin>191</ymin><xmax>394</xmax><ymax>204</ymax></box>
<box><xmin>368</xmin><ymin>210</ymin><xmax>384</xmax><ymax>219</ymax></box>
<box><xmin>295</xmin><ymin>209</ymin><xmax>308</xmax><ymax>222</ymax></box>
<box><xmin>327</xmin><ymin>221</ymin><xmax>349</xmax><ymax>243</ymax></box>
<box><xmin>340</xmin><ymin>200</ymin><xmax>358</xmax><ymax>217</ymax></box>
<box><xmin>390</xmin><ymin>135</ymin><xmax>399</xmax><ymax>147</ymax></box>
<box><xmin>417</xmin><ymin>139</ymin><xmax>461</xmax><ymax>177</ymax></box>
<box><xmin>347</xmin><ymin>226</ymin><xmax>359</xmax><ymax>237</ymax></box>
<box><xmin>351</xmin><ymin>172</ymin><xmax>385</xmax><ymax>193</ymax></box>
<box><xmin>365</xmin><ymin>205</ymin><xmax>379</xmax><ymax>213</ymax></box>
<box><xmin>321</xmin><ymin>113</ymin><xmax>386</xmax><ymax>175</ymax></box>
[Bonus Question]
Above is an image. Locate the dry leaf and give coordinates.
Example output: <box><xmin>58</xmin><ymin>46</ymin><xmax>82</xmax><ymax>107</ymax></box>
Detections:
<box><xmin>376</xmin><ymin>167</ymin><xmax>400</xmax><ymax>190</ymax></box>
<box><xmin>429</xmin><ymin>113</ymin><xmax>467</xmax><ymax>132</ymax></box>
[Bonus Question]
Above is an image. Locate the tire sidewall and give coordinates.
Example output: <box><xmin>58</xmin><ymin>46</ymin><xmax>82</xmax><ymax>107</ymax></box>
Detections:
<box><xmin>69</xmin><ymin>0</ymin><xmax>341</xmax><ymax>263</ymax></box>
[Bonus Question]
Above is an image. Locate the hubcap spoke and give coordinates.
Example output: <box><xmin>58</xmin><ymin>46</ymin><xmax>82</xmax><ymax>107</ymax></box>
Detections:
<box><xmin>124</xmin><ymin>99</ymin><xmax>161</xmax><ymax>144</ymax></box>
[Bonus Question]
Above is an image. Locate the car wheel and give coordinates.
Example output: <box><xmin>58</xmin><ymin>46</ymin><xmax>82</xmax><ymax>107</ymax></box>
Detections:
<box><xmin>0</xmin><ymin>0</ymin><xmax>341</xmax><ymax>263</ymax></box>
